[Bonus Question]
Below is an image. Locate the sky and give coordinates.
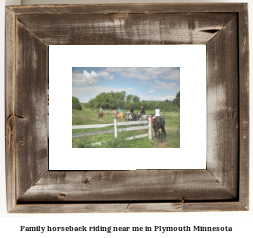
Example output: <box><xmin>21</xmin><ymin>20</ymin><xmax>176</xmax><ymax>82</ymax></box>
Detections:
<box><xmin>72</xmin><ymin>67</ymin><xmax>180</xmax><ymax>103</ymax></box>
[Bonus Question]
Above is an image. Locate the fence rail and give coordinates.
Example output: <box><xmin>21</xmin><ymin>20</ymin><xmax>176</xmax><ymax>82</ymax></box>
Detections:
<box><xmin>72</xmin><ymin>124</ymin><xmax>113</xmax><ymax>129</ymax></box>
<box><xmin>73</xmin><ymin>118</ymin><xmax>152</xmax><ymax>146</ymax></box>
<box><xmin>118</xmin><ymin>125</ymin><xmax>149</xmax><ymax>132</ymax></box>
<box><xmin>72</xmin><ymin>121</ymin><xmax>148</xmax><ymax>130</ymax></box>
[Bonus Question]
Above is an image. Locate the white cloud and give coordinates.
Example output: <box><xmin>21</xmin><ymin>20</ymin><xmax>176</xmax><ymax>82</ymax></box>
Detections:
<box><xmin>72</xmin><ymin>70</ymin><xmax>114</xmax><ymax>86</ymax></box>
<box><xmin>138</xmin><ymin>81</ymin><xmax>154</xmax><ymax>86</ymax></box>
<box><xmin>153</xmin><ymin>80</ymin><xmax>179</xmax><ymax>91</ymax></box>
<box><xmin>140</xmin><ymin>95</ymin><xmax>175</xmax><ymax>101</ymax></box>
<box><xmin>148</xmin><ymin>90</ymin><xmax>155</xmax><ymax>93</ymax></box>
<box><xmin>161</xmin><ymin>69</ymin><xmax>180</xmax><ymax>81</ymax></box>
<box><xmin>105</xmin><ymin>67</ymin><xmax>180</xmax><ymax>81</ymax></box>
<box><xmin>72</xmin><ymin>70</ymin><xmax>99</xmax><ymax>86</ymax></box>
<box><xmin>98</xmin><ymin>71</ymin><xmax>114</xmax><ymax>80</ymax></box>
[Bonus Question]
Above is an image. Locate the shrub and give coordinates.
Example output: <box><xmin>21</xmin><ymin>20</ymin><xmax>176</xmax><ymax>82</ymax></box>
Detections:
<box><xmin>72</xmin><ymin>96</ymin><xmax>82</xmax><ymax>110</ymax></box>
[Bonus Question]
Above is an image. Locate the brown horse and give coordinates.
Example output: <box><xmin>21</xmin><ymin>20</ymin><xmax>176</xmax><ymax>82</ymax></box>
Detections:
<box><xmin>112</xmin><ymin>110</ymin><xmax>117</xmax><ymax>115</ymax></box>
<box><xmin>116</xmin><ymin>112</ymin><xmax>124</xmax><ymax>121</ymax></box>
<box><xmin>98</xmin><ymin>111</ymin><xmax>104</xmax><ymax>119</ymax></box>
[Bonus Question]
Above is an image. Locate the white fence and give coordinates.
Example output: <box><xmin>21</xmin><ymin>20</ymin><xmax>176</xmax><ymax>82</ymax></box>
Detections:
<box><xmin>72</xmin><ymin>118</ymin><xmax>152</xmax><ymax>146</ymax></box>
<box><xmin>93</xmin><ymin>109</ymin><xmax>179</xmax><ymax>117</ymax></box>
<box><xmin>160</xmin><ymin>112</ymin><xmax>180</xmax><ymax>118</ymax></box>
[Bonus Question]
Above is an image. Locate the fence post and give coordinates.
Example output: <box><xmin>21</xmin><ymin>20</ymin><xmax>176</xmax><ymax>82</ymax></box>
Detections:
<box><xmin>114</xmin><ymin>119</ymin><xmax>117</xmax><ymax>138</ymax></box>
<box><xmin>148</xmin><ymin>117</ymin><xmax>152</xmax><ymax>139</ymax></box>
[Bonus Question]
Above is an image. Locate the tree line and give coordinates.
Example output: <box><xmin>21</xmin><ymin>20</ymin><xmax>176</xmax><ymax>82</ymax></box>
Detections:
<box><xmin>73</xmin><ymin>91</ymin><xmax>180</xmax><ymax>112</ymax></box>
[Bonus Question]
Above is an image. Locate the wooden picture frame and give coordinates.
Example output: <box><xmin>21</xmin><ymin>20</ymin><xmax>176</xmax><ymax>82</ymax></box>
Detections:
<box><xmin>5</xmin><ymin>3</ymin><xmax>249</xmax><ymax>213</ymax></box>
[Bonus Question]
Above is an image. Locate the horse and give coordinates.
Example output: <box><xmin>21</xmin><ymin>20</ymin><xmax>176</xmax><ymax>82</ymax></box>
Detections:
<box><xmin>153</xmin><ymin>116</ymin><xmax>166</xmax><ymax>142</ymax></box>
<box><xmin>138</xmin><ymin>113</ymin><xmax>149</xmax><ymax>121</ymax></box>
<box><xmin>128</xmin><ymin>112</ymin><xmax>137</xmax><ymax>121</ymax></box>
<box><xmin>126</xmin><ymin>111</ymin><xmax>131</xmax><ymax>120</ymax></box>
<box><xmin>115</xmin><ymin>112</ymin><xmax>124</xmax><ymax>121</ymax></box>
<box><xmin>112</xmin><ymin>110</ymin><xmax>117</xmax><ymax>115</ymax></box>
<box><xmin>97</xmin><ymin>111</ymin><xmax>104</xmax><ymax>119</ymax></box>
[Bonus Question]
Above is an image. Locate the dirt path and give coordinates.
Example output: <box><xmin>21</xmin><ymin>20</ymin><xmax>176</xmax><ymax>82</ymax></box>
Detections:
<box><xmin>157</xmin><ymin>142</ymin><xmax>169</xmax><ymax>148</ymax></box>
<box><xmin>72</xmin><ymin>113</ymin><xmax>106</xmax><ymax>122</ymax></box>
<box><xmin>151</xmin><ymin>131</ymin><xmax>170</xmax><ymax>148</ymax></box>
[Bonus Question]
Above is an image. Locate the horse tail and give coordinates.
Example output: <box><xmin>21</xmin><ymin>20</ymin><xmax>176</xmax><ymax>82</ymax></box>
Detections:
<box><xmin>162</xmin><ymin>127</ymin><xmax>166</xmax><ymax>136</ymax></box>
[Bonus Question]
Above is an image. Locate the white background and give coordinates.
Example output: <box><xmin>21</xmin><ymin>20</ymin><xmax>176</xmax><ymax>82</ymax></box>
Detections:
<box><xmin>0</xmin><ymin>0</ymin><xmax>252</xmax><ymax>237</ymax></box>
<box><xmin>49</xmin><ymin>45</ymin><xmax>206</xmax><ymax>170</ymax></box>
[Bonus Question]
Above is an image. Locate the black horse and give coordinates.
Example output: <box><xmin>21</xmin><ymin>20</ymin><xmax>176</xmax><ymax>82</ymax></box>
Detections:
<box><xmin>153</xmin><ymin>116</ymin><xmax>166</xmax><ymax>142</ymax></box>
<box><xmin>129</xmin><ymin>112</ymin><xmax>137</xmax><ymax>121</ymax></box>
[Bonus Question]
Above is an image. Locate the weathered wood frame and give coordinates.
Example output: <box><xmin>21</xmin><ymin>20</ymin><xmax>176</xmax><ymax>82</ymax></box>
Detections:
<box><xmin>5</xmin><ymin>4</ymin><xmax>249</xmax><ymax>213</ymax></box>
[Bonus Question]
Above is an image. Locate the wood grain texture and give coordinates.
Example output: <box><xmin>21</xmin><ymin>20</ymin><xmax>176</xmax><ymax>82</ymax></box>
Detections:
<box><xmin>10</xmin><ymin>202</ymin><xmax>247</xmax><ymax>213</ymax></box>
<box><xmin>5</xmin><ymin>7</ymin><xmax>16</xmax><ymax>212</ymax></box>
<box><xmin>16</xmin><ymin>13</ymin><xmax>236</xmax><ymax>45</ymax></box>
<box><xmin>15</xmin><ymin>20</ymin><xmax>48</xmax><ymax>200</ymax></box>
<box><xmin>238</xmin><ymin>4</ymin><xmax>249</xmax><ymax>208</ymax></box>
<box><xmin>5</xmin><ymin>3</ymin><xmax>249</xmax><ymax>213</ymax></box>
<box><xmin>7</xmin><ymin>3</ymin><xmax>246</xmax><ymax>15</ymax></box>
<box><xmin>18</xmin><ymin>170</ymin><xmax>236</xmax><ymax>202</ymax></box>
<box><xmin>206</xmin><ymin>16</ymin><xmax>239</xmax><ymax>198</ymax></box>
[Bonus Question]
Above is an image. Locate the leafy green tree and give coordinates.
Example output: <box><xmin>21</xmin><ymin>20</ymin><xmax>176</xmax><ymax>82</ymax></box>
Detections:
<box><xmin>85</xmin><ymin>91</ymin><xmax>180</xmax><ymax>112</ymax></box>
<box><xmin>132</xmin><ymin>95</ymin><xmax>140</xmax><ymax>103</ymax></box>
<box><xmin>126</xmin><ymin>94</ymin><xmax>133</xmax><ymax>101</ymax></box>
<box><xmin>72</xmin><ymin>96</ymin><xmax>82</xmax><ymax>110</ymax></box>
<box><xmin>173</xmin><ymin>91</ymin><xmax>180</xmax><ymax>108</ymax></box>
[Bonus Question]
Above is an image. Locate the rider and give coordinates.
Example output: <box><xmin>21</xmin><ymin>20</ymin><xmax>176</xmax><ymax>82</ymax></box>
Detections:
<box><xmin>98</xmin><ymin>106</ymin><xmax>102</xmax><ymax>116</ymax></box>
<box><xmin>138</xmin><ymin>106</ymin><xmax>145</xmax><ymax>120</ymax></box>
<box><xmin>128</xmin><ymin>106</ymin><xmax>134</xmax><ymax>120</ymax></box>
<box><xmin>116</xmin><ymin>108</ymin><xmax>121</xmax><ymax>116</ymax></box>
<box><xmin>152</xmin><ymin>106</ymin><xmax>160</xmax><ymax>124</ymax></box>
<box><xmin>153</xmin><ymin>106</ymin><xmax>160</xmax><ymax>119</ymax></box>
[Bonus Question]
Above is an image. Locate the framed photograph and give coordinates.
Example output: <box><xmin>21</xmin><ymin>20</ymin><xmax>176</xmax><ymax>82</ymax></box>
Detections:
<box><xmin>49</xmin><ymin>45</ymin><xmax>206</xmax><ymax>170</ymax></box>
<box><xmin>5</xmin><ymin>4</ymin><xmax>249</xmax><ymax>213</ymax></box>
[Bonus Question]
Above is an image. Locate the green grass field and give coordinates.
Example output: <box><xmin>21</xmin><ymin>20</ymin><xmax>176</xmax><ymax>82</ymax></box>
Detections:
<box><xmin>72</xmin><ymin>108</ymin><xmax>180</xmax><ymax>148</ymax></box>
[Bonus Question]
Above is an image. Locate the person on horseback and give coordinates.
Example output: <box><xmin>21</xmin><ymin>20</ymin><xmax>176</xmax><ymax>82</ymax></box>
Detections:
<box><xmin>127</xmin><ymin>106</ymin><xmax>134</xmax><ymax>120</ymax></box>
<box><xmin>98</xmin><ymin>106</ymin><xmax>102</xmax><ymax>116</ymax></box>
<box><xmin>116</xmin><ymin>108</ymin><xmax>121</xmax><ymax>116</ymax></box>
<box><xmin>153</xmin><ymin>106</ymin><xmax>160</xmax><ymax>119</ymax></box>
<box><xmin>152</xmin><ymin>106</ymin><xmax>160</xmax><ymax>124</ymax></box>
<box><xmin>138</xmin><ymin>106</ymin><xmax>145</xmax><ymax>120</ymax></box>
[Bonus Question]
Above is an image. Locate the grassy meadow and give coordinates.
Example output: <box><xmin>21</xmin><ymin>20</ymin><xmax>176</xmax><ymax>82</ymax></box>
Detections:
<box><xmin>72</xmin><ymin>108</ymin><xmax>180</xmax><ymax>148</ymax></box>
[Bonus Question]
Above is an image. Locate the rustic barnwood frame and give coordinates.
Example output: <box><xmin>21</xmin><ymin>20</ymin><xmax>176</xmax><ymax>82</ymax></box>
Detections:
<box><xmin>5</xmin><ymin>4</ymin><xmax>249</xmax><ymax>213</ymax></box>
